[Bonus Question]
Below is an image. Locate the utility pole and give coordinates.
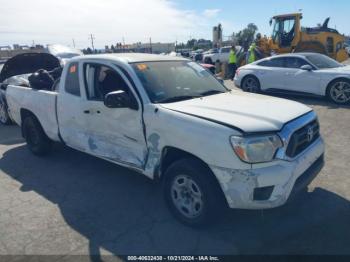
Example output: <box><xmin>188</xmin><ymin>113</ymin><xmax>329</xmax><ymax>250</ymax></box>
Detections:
<box><xmin>149</xmin><ymin>37</ymin><xmax>152</xmax><ymax>54</ymax></box>
<box><xmin>72</xmin><ymin>39</ymin><xmax>76</xmax><ymax>48</ymax></box>
<box><xmin>89</xmin><ymin>34</ymin><xmax>95</xmax><ymax>52</ymax></box>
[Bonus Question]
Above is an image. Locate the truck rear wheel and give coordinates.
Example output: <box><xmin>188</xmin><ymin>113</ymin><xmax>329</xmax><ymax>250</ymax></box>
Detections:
<box><xmin>22</xmin><ymin>116</ymin><xmax>52</xmax><ymax>156</ymax></box>
<box><xmin>163</xmin><ymin>158</ymin><xmax>226</xmax><ymax>227</ymax></box>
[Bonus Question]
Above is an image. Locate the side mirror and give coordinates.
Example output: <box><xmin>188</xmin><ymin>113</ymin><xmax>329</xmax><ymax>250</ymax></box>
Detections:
<box><xmin>300</xmin><ymin>65</ymin><xmax>313</xmax><ymax>71</ymax></box>
<box><xmin>104</xmin><ymin>90</ymin><xmax>138</xmax><ymax>110</ymax></box>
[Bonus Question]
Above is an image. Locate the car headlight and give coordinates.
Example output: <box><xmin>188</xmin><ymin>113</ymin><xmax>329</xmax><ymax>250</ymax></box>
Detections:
<box><xmin>230</xmin><ymin>134</ymin><xmax>283</xmax><ymax>163</ymax></box>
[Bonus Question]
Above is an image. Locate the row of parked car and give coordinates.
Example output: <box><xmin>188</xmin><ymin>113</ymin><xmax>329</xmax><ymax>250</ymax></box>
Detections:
<box><xmin>0</xmin><ymin>48</ymin><xmax>332</xmax><ymax>226</ymax></box>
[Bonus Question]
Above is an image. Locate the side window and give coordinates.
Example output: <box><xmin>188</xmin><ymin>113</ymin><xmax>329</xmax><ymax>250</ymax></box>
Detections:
<box><xmin>65</xmin><ymin>62</ymin><xmax>80</xmax><ymax>96</ymax></box>
<box><xmin>285</xmin><ymin>57</ymin><xmax>309</xmax><ymax>69</ymax></box>
<box><xmin>327</xmin><ymin>37</ymin><xmax>334</xmax><ymax>53</ymax></box>
<box><xmin>84</xmin><ymin>63</ymin><xmax>130</xmax><ymax>101</ymax></box>
<box><xmin>258</xmin><ymin>58</ymin><xmax>285</xmax><ymax>68</ymax></box>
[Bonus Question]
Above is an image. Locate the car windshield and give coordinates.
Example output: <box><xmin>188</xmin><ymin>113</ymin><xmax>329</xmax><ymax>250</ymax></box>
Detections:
<box><xmin>132</xmin><ymin>61</ymin><xmax>227</xmax><ymax>103</ymax></box>
<box><xmin>306</xmin><ymin>54</ymin><xmax>343</xmax><ymax>69</ymax></box>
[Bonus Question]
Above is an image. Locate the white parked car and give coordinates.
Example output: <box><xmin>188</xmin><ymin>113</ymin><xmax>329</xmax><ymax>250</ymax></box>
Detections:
<box><xmin>234</xmin><ymin>53</ymin><xmax>350</xmax><ymax>104</ymax></box>
<box><xmin>4</xmin><ymin>54</ymin><xmax>324</xmax><ymax>226</ymax></box>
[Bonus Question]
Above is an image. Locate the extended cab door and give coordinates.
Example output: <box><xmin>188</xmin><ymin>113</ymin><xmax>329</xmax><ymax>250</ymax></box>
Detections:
<box><xmin>57</xmin><ymin>62</ymin><xmax>88</xmax><ymax>151</ymax></box>
<box><xmin>80</xmin><ymin>62</ymin><xmax>147</xmax><ymax>169</ymax></box>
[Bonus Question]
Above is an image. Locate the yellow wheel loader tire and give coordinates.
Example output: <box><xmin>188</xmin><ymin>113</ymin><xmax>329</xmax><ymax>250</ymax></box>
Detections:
<box><xmin>294</xmin><ymin>41</ymin><xmax>328</xmax><ymax>55</ymax></box>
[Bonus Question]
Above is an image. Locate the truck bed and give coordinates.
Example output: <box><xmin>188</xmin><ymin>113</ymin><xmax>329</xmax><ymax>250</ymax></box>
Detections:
<box><xmin>5</xmin><ymin>85</ymin><xmax>60</xmax><ymax>142</ymax></box>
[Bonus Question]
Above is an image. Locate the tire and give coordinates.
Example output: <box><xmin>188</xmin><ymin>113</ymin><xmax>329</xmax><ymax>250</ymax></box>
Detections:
<box><xmin>326</xmin><ymin>79</ymin><xmax>350</xmax><ymax>104</ymax></box>
<box><xmin>0</xmin><ymin>99</ymin><xmax>12</xmax><ymax>125</ymax></box>
<box><xmin>22</xmin><ymin>115</ymin><xmax>52</xmax><ymax>156</ymax></box>
<box><xmin>241</xmin><ymin>75</ymin><xmax>261</xmax><ymax>93</ymax></box>
<box><xmin>163</xmin><ymin>158</ymin><xmax>227</xmax><ymax>227</ymax></box>
<box><xmin>294</xmin><ymin>41</ymin><xmax>328</xmax><ymax>56</ymax></box>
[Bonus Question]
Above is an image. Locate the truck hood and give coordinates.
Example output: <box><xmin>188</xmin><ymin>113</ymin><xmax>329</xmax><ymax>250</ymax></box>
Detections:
<box><xmin>160</xmin><ymin>91</ymin><xmax>312</xmax><ymax>133</ymax></box>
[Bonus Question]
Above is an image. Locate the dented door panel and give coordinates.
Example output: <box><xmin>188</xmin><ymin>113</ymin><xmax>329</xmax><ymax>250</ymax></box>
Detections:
<box><xmin>82</xmin><ymin>100</ymin><xmax>147</xmax><ymax>168</ymax></box>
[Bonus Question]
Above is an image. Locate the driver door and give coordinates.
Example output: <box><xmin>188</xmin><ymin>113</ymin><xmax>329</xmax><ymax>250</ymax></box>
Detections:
<box><xmin>283</xmin><ymin>57</ymin><xmax>322</xmax><ymax>95</ymax></box>
<box><xmin>81</xmin><ymin>62</ymin><xmax>147</xmax><ymax>169</ymax></box>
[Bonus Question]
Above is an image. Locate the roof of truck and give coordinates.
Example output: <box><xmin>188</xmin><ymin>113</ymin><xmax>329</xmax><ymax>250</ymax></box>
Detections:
<box><xmin>74</xmin><ymin>53</ymin><xmax>188</xmax><ymax>63</ymax></box>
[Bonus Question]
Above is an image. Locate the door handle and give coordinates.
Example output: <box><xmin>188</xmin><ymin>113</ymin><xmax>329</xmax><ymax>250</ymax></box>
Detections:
<box><xmin>83</xmin><ymin>110</ymin><xmax>90</xmax><ymax>114</ymax></box>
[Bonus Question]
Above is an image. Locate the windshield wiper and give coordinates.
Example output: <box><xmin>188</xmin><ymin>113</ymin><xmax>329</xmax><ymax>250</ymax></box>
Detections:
<box><xmin>157</xmin><ymin>95</ymin><xmax>202</xmax><ymax>103</ymax></box>
<box><xmin>200</xmin><ymin>90</ymin><xmax>227</xmax><ymax>97</ymax></box>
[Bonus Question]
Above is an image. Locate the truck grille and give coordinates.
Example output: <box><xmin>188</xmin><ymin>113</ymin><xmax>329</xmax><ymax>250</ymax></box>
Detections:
<box><xmin>286</xmin><ymin>120</ymin><xmax>320</xmax><ymax>158</ymax></box>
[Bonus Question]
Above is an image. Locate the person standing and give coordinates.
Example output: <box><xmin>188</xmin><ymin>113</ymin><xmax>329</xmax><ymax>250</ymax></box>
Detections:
<box><xmin>228</xmin><ymin>45</ymin><xmax>237</xmax><ymax>80</ymax></box>
<box><xmin>246</xmin><ymin>43</ymin><xmax>256</xmax><ymax>64</ymax></box>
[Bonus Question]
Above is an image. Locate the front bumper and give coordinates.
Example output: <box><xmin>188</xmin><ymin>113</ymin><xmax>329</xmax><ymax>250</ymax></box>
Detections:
<box><xmin>233</xmin><ymin>77</ymin><xmax>241</xmax><ymax>88</ymax></box>
<box><xmin>211</xmin><ymin>136</ymin><xmax>325</xmax><ymax>209</ymax></box>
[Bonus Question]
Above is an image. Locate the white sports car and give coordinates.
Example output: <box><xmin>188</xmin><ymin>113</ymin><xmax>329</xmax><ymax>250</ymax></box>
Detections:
<box><xmin>234</xmin><ymin>53</ymin><xmax>350</xmax><ymax>104</ymax></box>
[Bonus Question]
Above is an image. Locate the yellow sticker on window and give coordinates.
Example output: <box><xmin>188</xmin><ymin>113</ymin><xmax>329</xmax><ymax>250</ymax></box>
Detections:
<box><xmin>137</xmin><ymin>64</ymin><xmax>148</xmax><ymax>71</ymax></box>
<box><xmin>70</xmin><ymin>65</ymin><xmax>77</xmax><ymax>73</ymax></box>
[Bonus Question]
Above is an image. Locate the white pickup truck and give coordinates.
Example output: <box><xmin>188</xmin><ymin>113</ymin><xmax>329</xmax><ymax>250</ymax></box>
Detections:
<box><xmin>202</xmin><ymin>46</ymin><xmax>243</xmax><ymax>64</ymax></box>
<box><xmin>5</xmin><ymin>53</ymin><xmax>325</xmax><ymax>226</ymax></box>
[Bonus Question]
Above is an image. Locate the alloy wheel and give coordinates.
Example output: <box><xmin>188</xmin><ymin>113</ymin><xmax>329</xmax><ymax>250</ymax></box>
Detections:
<box><xmin>330</xmin><ymin>81</ymin><xmax>350</xmax><ymax>104</ymax></box>
<box><xmin>170</xmin><ymin>175</ymin><xmax>204</xmax><ymax>219</ymax></box>
<box><xmin>243</xmin><ymin>77</ymin><xmax>259</xmax><ymax>92</ymax></box>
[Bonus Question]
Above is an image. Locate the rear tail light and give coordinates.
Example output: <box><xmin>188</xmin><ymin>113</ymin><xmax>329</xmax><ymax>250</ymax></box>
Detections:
<box><xmin>236</xmin><ymin>69</ymin><xmax>240</xmax><ymax>76</ymax></box>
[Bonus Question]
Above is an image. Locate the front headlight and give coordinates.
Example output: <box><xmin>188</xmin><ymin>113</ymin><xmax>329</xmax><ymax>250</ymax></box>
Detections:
<box><xmin>230</xmin><ymin>134</ymin><xmax>283</xmax><ymax>163</ymax></box>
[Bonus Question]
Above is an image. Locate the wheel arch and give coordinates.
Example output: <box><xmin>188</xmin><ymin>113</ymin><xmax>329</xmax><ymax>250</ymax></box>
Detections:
<box><xmin>326</xmin><ymin>77</ymin><xmax>350</xmax><ymax>96</ymax></box>
<box><xmin>158</xmin><ymin>146</ymin><xmax>229</xmax><ymax>207</ymax></box>
<box><xmin>20</xmin><ymin>108</ymin><xmax>46</xmax><ymax>138</ymax></box>
<box><xmin>241</xmin><ymin>74</ymin><xmax>261</xmax><ymax>88</ymax></box>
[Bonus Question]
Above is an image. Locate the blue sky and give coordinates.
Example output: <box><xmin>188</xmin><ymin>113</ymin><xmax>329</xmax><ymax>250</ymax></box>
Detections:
<box><xmin>174</xmin><ymin>0</ymin><xmax>350</xmax><ymax>38</ymax></box>
<box><xmin>0</xmin><ymin>0</ymin><xmax>349</xmax><ymax>48</ymax></box>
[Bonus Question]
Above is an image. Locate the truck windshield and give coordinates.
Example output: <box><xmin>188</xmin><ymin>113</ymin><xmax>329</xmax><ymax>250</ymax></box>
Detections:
<box><xmin>306</xmin><ymin>54</ymin><xmax>343</xmax><ymax>69</ymax></box>
<box><xmin>132</xmin><ymin>61</ymin><xmax>227</xmax><ymax>103</ymax></box>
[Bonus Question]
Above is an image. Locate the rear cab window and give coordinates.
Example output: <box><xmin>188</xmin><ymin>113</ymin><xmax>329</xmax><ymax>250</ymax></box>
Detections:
<box><xmin>65</xmin><ymin>62</ymin><xmax>80</xmax><ymax>96</ymax></box>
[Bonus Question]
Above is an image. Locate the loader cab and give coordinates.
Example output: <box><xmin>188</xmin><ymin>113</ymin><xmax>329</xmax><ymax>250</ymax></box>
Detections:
<box><xmin>270</xmin><ymin>13</ymin><xmax>301</xmax><ymax>50</ymax></box>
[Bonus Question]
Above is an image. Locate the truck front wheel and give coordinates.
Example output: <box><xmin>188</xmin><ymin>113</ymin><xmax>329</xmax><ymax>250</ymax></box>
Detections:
<box><xmin>22</xmin><ymin>116</ymin><xmax>52</xmax><ymax>156</ymax></box>
<box><xmin>163</xmin><ymin>158</ymin><xmax>226</xmax><ymax>227</ymax></box>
